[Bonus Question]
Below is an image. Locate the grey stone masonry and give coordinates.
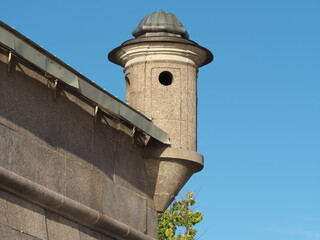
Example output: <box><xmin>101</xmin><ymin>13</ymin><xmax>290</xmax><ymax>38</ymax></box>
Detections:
<box><xmin>0</xmin><ymin>10</ymin><xmax>212</xmax><ymax>239</ymax></box>
<box><xmin>0</xmin><ymin>189</ymin><xmax>116</xmax><ymax>240</ymax></box>
<box><xmin>0</xmin><ymin>42</ymin><xmax>157</xmax><ymax>239</ymax></box>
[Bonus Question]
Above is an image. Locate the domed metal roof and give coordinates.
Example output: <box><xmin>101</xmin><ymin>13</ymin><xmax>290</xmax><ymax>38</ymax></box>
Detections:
<box><xmin>132</xmin><ymin>10</ymin><xmax>189</xmax><ymax>39</ymax></box>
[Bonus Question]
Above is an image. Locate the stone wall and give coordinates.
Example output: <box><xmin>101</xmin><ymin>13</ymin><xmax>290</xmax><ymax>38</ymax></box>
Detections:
<box><xmin>0</xmin><ymin>189</ymin><xmax>115</xmax><ymax>240</ymax></box>
<box><xmin>0</xmin><ymin>47</ymin><xmax>157</xmax><ymax>239</ymax></box>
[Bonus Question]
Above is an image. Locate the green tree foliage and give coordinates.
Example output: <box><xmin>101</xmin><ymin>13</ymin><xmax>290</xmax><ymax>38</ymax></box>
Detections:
<box><xmin>158</xmin><ymin>191</ymin><xmax>203</xmax><ymax>240</ymax></box>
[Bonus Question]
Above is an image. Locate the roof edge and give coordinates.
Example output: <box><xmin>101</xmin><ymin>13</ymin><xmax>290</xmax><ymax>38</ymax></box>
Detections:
<box><xmin>0</xmin><ymin>21</ymin><xmax>170</xmax><ymax>145</ymax></box>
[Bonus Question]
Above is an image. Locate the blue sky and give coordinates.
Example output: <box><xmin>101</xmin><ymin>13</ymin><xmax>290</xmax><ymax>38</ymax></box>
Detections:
<box><xmin>2</xmin><ymin>0</ymin><xmax>320</xmax><ymax>239</ymax></box>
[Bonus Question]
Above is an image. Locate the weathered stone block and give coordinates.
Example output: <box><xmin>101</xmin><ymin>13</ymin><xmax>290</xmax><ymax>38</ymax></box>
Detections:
<box><xmin>186</xmin><ymin>65</ymin><xmax>197</xmax><ymax>93</ymax></box>
<box><xmin>93</xmin><ymin>132</ymin><xmax>115</xmax><ymax>181</ymax></box>
<box><xmin>180</xmin><ymin>120</ymin><xmax>188</xmax><ymax>149</ymax></box>
<box><xmin>187</xmin><ymin>92</ymin><xmax>197</xmax><ymax>123</ymax></box>
<box><xmin>0</xmin><ymin>223</ymin><xmax>40</xmax><ymax>240</ymax></box>
<box><xmin>114</xmin><ymin>143</ymin><xmax>148</xmax><ymax>195</ymax></box>
<box><xmin>79</xmin><ymin>226</ymin><xmax>114</xmax><ymax>240</ymax></box>
<box><xmin>46</xmin><ymin>211</ymin><xmax>80</xmax><ymax>240</ymax></box>
<box><xmin>150</xmin><ymin>90</ymin><xmax>181</xmax><ymax>120</ymax></box>
<box><xmin>55</xmin><ymin>90</ymin><xmax>94</xmax><ymax>129</ymax></box>
<box><xmin>188</xmin><ymin>122</ymin><xmax>197</xmax><ymax>151</ymax></box>
<box><xmin>103</xmin><ymin>184</ymin><xmax>147</xmax><ymax>233</ymax></box>
<box><xmin>66</xmin><ymin>158</ymin><xmax>104</xmax><ymax>212</ymax></box>
<box><xmin>94</xmin><ymin>115</ymin><xmax>116</xmax><ymax>142</ymax></box>
<box><xmin>0</xmin><ymin>193</ymin><xmax>8</xmax><ymax>227</ymax></box>
<box><xmin>146</xmin><ymin>207</ymin><xmax>158</xmax><ymax>238</ymax></box>
<box><xmin>152</xmin><ymin>119</ymin><xmax>181</xmax><ymax>148</ymax></box>
<box><xmin>125</xmin><ymin>64</ymin><xmax>146</xmax><ymax>92</ymax></box>
<box><xmin>14</xmin><ymin>61</ymin><xmax>51</xmax><ymax>103</ymax></box>
<box><xmin>0</xmin><ymin>66</ymin><xmax>60</xmax><ymax>147</ymax></box>
<box><xmin>128</xmin><ymin>91</ymin><xmax>145</xmax><ymax>112</ymax></box>
<box><xmin>112</xmin><ymin>128</ymin><xmax>134</xmax><ymax>152</ymax></box>
<box><xmin>0</xmin><ymin>124</ymin><xmax>66</xmax><ymax>194</ymax></box>
<box><xmin>57</xmin><ymin>115</ymin><xmax>93</xmax><ymax>163</ymax></box>
<box><xmin>0</xmin><ymin>190</ymin><xmax>47</xmax><ymax>239</ymax></box>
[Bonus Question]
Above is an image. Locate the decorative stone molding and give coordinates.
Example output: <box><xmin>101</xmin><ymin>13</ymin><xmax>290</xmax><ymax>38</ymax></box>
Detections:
<box><xmin>0</xmin><ymin>166</ymin><xmax>156</xmax><ymax>240</ymax></box>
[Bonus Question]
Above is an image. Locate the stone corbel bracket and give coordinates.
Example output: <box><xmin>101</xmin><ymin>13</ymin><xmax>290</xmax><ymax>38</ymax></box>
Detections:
<box><xmin>143</xmin><ymin>147</ymin><xmax>203</xmax><ymax>212</ymax></box>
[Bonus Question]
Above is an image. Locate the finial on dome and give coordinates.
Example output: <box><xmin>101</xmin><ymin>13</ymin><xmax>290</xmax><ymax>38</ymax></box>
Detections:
<box><xmin>132</xmin><ymin>10</ymin><xmax>189</xmax><ymax>39</ymax></box>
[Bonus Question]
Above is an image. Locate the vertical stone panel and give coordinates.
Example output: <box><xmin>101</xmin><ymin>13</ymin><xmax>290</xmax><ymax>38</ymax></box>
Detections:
<box><xmin>146</xmin><ymin>207</ymin><xmax>158</xmax><ymax>238</ymax></box>
<box><xmin>151</xmin><ymin>66</ymin><xmax>181</xmax><ymax>120</ymax></box>
<box><xmin>188</xmin><ymin>122</ymin><xmax>197</xmax><ymax>151</ymax></box>
<box><xmin>125</xmin><ymin>64</ymin><xmax>146</xmax><ymax>112</ymax></box>
<box><xmin>79</xmin><ymin>226</ymin><xmax>114</xmax><ymax>240</ymax></box>
<box><xmin>0</xmin><ymin>190</ymin><xmax>47</xmax><ymax>239</ymax></box>
<box><xmin>57</xmin><ymin>116</ymin><xmax>93</xmax><ymax>163</ymax></box>
<box><xmin>0</xmin><ymin>124</ymin><xmax>66</xmax><ymax>195</ymax></box>
<box><xmin>0</xmin><ymin>64</ymin><xmax>60</xmax><ymax>148</ymax></box>
<box><xmin>187</xmin><ymin>92</ymin><xmax>197</xmax><ymax>124</ymax></box>
<box><xmin>126</xmin><ymin>64</ymin><xmax>146</xmax><ymax>92</ymax></box>
<box><xmin>55</xmin><ymin>90</ymin><xmax>95</xmax><ymax>133</ymax></box>
<box><xmin>46</xmin><ymin>211</ymin><xmax>80</xmax><ymax>240</ymax></box>
<box><xmin>93</xmin><ymin>132</ymin><xmax>115</xmax><ymax>181</ymax></box>
<box><xmin>180</xmin><ymin>64</ymin><xmax>188</xmax><ymax>92</ymax></box>
<box><xmin>128</xmin><ymin>91</ymin><xmax>145</xmax><ymax>112</ymax></box>
<box><xmin>103</xmin><ymin>184</ymin><xmax>147</xmax><ymax>233</ymax></box>
<box><xmin>144</xmin><ymin>62</ymin><xmax>153</xmax><ymax>114</ymax></box>
<box><xmin>180</xmin><ymin>91</ymin><xmax>188</xmax><ymax>121</ymax></box>
<box><xmin>114</xmin><ymin>143</ymin><xmax>148</xmax><ymax>195</ymax></box>
<box><xmin>180</xmin><ymin>120</ymin><xmax>188</xmax><ymax>149</ymax></box>
<box><xmin>0</xmin><ymin>224</ymin><xmax>39</xmax><ymax>240</ymax></box>
<box><xmin>187</xmin><ymin>65</ymin><xmax>197</xmax><ymax>94</ymax></box>
<box><xmin>66</xmin><ymin>158</ymin><xmax>104</xmax><ymax>212</ymax></box>
<box><xmin>152</xmin><ymin>119</ymin><xmax>181</xmax><ymax>148</ymax></box>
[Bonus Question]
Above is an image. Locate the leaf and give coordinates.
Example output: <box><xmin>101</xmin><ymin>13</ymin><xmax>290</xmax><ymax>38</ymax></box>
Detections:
<box><xmin>158</xmin><ymin>191</ymin><xmax>203</xmax><ymax>240</ymax></box>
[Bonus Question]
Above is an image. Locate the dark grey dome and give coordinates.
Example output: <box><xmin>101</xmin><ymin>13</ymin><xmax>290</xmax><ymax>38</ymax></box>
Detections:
<box><xmin>132</xmin><ymin>10</ymin><xmax>189</xmax><ymax>39</ymax></box>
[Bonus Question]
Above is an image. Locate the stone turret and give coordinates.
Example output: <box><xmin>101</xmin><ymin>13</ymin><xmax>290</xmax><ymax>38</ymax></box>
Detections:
<box><xmin>108</xmin><ymin>10</ymin><xmax>213</xmax><ymax>213</ymax></box>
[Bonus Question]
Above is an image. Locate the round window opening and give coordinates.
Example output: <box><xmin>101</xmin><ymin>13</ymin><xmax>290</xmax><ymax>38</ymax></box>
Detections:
<box><xmin>159</xmin><ymin>71</ymin><xmax>173</xmax><ymax>86</ymax></box>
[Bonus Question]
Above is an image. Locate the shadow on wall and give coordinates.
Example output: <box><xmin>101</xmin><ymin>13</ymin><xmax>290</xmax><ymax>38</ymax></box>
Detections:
<box><xmin>0</xmin><ymin>48</ymin><xmax>153</xmax><ymax>201</ymax></box>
